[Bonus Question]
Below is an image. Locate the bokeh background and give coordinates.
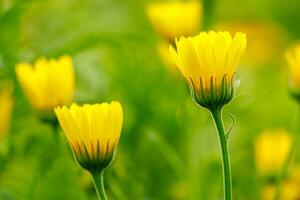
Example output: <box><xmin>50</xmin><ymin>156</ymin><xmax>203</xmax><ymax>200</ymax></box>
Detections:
<box><xmin>0</xmin><ymin>0</ymin><xmax>300</xmax><ymax>199</ymax></box>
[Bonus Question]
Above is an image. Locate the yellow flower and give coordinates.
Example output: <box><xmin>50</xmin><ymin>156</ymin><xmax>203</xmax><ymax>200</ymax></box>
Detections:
<box><xmin>15</xmin><ymin>56</ymin><xmax>74</xmax><ymax>111</ymax></box>
<box><xmin>254</xmin><ymin>129</ymin><xmax>292</xmax><ymax>175</ymax></box>
<box><xmin>54</xmin><ymin>101</ymin><xmax>123</xmax><ymax>172</ymax></box>
<box><xmin>170</xmin><ymin>31</ymin><xmax>247</xmax><ymax>109</ymax></box>
<box><xmin>286</xmin><ymin>44</ymin><xmax>300</xmax><ymax>97</ymax></box>
<box><xmin>281</xmin><ymin>181</ymin><xmax>300</xmax><ymax>200</ymax></box>
<box><xmin>147</xmin><ymin>1</ymin><xmax>202</xmax><ymax>40</ymax></box>
<box><xmin>261</xmin><ymin>166</ymin><xmax>300</xmax><ymax>200</ymax></box>
<box><xmin>0</xmin><ymin>84</ymin><xmax>13</xmax><ymax>139</ymax></box>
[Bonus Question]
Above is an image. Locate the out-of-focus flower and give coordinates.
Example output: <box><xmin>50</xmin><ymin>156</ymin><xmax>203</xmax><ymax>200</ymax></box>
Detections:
<box><xmin>254</xmin><ymin>129</ymin><xmax>292</xmax><ymax>175</ymax></box>
<box><xmin>215</xmin><ymin>21</ymin><xmax>286</xmax><ymax>66</ymax></box>
<box><xmin>169</xmin><ymin>31</ymin><xmax>247</xmax><ymax>110</ymax></box>
<box><xmin>147</xmin><ymin>1</ymin><xmax>202</xmax><ymax>40</ymax></box>
<box><xmin>261</xmin><ymin>166</ymin><xmax>300</xmax><ymax>200</ymax></box>
<box><xmin>286</xmin><ymin>44</ymin><xmax>300</xmax><ymax>99</ymax></box>
<box><xmin>15</xmin><ymin>56</ymin><xmax>74</xmax><ymax>112</ymax></box>
<box><xmin>0</xmin><ymin>83</ymin><xmax>13</xmax><ymax>140</ymax></box>
<box><xmin>281</xmin><ymin>181</ymin><xmax>300</xmax><ymax>200</ymax></box>
<box><xmin>54</xmin><ymin>101</ymin><xmax>123</xmax><ymax>172</ymax></box>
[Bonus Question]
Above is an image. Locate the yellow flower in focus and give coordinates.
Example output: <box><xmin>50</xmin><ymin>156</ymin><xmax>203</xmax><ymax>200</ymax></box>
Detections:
<box><xmin>54</xmin><ymin>101</ymin><xmax>123</xmax><ymax>172</ymax></box>
<box><xmin>0</xmin><ymin>84</ymin><xmax>13</xmax><ymax>139</ymax></box>
<box><xmin>254</xmin><ymin>129</ymin><xmax>292</xmax><ymax>175</ymax></box>
<box><xmin>15</xmin><ymin>56</ymin><xmax>74</xmax><ymax>111</ymax></box>
<box><xmin>147</xmin><ymin>1</ymin><xmax>202</xmax><ymax>40</ymax></box>
<box><xmin>286</xmin><ymin>44</ymin><xmax>300</xmax><ymax>97</ymax></box>
<box><xmin>170</xmin><ymin>31</ymin><xmax>247</xmax><ymax>109</ymax></box>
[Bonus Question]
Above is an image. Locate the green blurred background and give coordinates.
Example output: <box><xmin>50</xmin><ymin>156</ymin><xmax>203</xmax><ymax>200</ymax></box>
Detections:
<box><xmin>0</xmin><ymin>0</ymin><xmax>300</xmax><ymax>199</ymax></box>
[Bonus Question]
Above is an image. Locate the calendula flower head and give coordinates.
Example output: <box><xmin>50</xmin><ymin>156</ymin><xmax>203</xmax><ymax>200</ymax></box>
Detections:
<box><xmin>170</xmin><ymin>31</ymin><xmax>247</xmax><ymax>110</ymax></box>
<box><xmin>0</xmin><ymin>82</ymin><xmax>13</xmax><ymax>140</ymax></box>
<box><xmin>147</xmin><ymin>1</ymin><xmax>202</xmax><ymax>40</ymax></box>
<box><xmin>254</xmin><ymin>129</ymin><xmax>292</xmax><ymax>176</ymax></box>
<box><xmin>286</xmin><ymin>44</ymin><xmax>300</xmax><ymax>100</ymax></box>
<box><xmin>55</xmin><ymin>101</ymin><xmax>123</xmax><ymax>173</ymax></box>
<box><xmin>15</xmin><ymin>56</ymin><xmax>74</xmax><ymax>112</ymax></box>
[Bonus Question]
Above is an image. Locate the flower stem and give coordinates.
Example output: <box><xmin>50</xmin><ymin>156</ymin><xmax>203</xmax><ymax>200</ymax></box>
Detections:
<box><xmin>91</xmin><ymin>171</ymin><xmax>108</xmax><ymax>200</ymax></box>
<box><xmin>210</xmin><ymin>108</ymin><xmax>232</xmax><ymax>200</ymax></box>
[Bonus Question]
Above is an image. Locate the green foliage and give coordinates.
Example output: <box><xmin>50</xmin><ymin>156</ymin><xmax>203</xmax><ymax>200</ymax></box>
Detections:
<box><xmin>0</xmin><ymin>0</ymin><xmax>299</xmax><ymax>199</ymax></box>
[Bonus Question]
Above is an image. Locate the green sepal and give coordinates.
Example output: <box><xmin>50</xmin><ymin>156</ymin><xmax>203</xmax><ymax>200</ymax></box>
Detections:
<box><xmin>71</xmin><ymin>140</ymin><xmax>116</xmax><ymax>173</ymax></box>
<box><xmin>189</xmin><ymin>74</ymin><xmax>235</xmax><ymax>110</ymax></box>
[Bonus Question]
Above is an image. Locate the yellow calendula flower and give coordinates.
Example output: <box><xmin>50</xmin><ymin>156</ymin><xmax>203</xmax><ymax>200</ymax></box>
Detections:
<box><xmin>54</xmin><ymin>101</ymin><xmax>123</xmax><ymax>172</ymax></box>
<box><xmin>170</xmin><ymin>31</ymin><xmax>247</xmax><ymax>109</ymax></box>
<box><xmin>15</xmin><ymin>56</ymin><xmax>74</xmax><ymax>111</ymax></box>
<box><xmin>147</xmin><ymin>1</ymin><xmax>202</xmax><ymax>40</ymax></box>
<box><xmin>286</xmin><ymin>44</ymin><xmax>300</xmax><ymax>99</ymax></box>
<box><xmin>0</xmin><ymin>84</ymin><xmax>13</xmax><ymax>139</ymax></box>
<box><xmin>254</xmin><ymin>129</ymin><xmax>292</xmax><ymax>175</ymax></box>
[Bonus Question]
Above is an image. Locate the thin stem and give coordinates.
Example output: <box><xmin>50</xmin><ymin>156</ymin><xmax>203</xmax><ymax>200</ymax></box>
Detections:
<box><xmin>92</xmin><ymin>171</ymin><xmax>108</xmax><ymax>200</ymax></box>
<box><xmin>210</xmin><ymin>108</ymin><xmax>232</xmax><ymax>200</ymax></box>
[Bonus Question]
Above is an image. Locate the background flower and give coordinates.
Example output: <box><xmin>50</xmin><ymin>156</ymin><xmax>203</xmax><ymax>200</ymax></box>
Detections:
<box><xmin>15</xmin><ymin>56</ymin><xmax>74</xmax><ymax>111</ymax></box>
<box><xmin>254</xmin><ymin>129</ymin><xmax>292</xmax><ymax>175</ymax></box>
<box><xmin>147</xmin><ymin>1</ymin><xmax>202</xmax><ymax>40</ymax></box>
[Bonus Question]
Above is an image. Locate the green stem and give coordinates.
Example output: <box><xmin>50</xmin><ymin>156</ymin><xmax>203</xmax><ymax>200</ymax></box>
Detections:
<box><xmin>92</xmin><ymin>171</ymin><xmax>108</xmax><ymax>200</ymax></box>
<box><xmin>210</xmin><ymin>108</ymin><xmax>232</xmax><ymax>200</ymax></box>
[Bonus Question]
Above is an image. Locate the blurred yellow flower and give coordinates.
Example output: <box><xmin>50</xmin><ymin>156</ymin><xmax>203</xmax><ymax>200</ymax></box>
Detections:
<box><xmin>54</xmin><ymin>101</ymin><xmax>123</xmax><ymax>172</ymax></box>
<box><xmin>170</xmin><ymin>31</ymin><xmax>247</xmax><ymax>109</ymax></box>
<box><xmin>15</xmin><ymin>56</ymin><xmax>74</xmax><ymax>111</ymax></box>
<box><xmin>147</xmin><ymin>1</ymin><xmax>202</xmax><ymax>40</ymax></box>
<box><xmin>254</xmin><ymin>129</ymin><xmax>292</xmax><ymax>175</ymax></box>
<box><xmin>286</xmin><ymin>44</ymin><xmax>300</xmax><ymax>92</ymax></box>
<box><xmin>215</xmin><ymin>21</ymin><xmax>285</xmax><ymax>66</ymax></box>
<box><xmin>262</xmin><ymin>166</ymin><xmax>300</xmax><ymax>200</ymax></box>
<box><xmin>0</xmin><ymin>84</ymin><xmax>13</xmax><ymax>139</ymax></box>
